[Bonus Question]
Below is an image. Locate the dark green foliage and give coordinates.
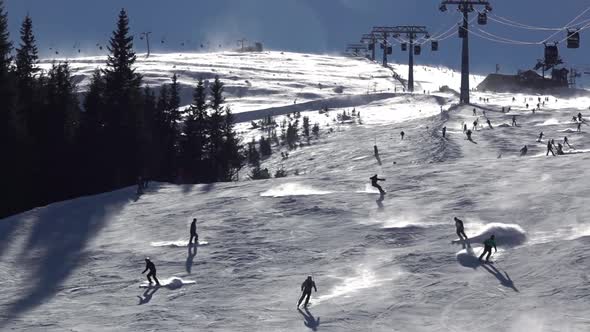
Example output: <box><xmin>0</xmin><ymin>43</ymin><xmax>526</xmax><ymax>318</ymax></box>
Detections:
<box><xmin>274</xmin><ymin>169</ymin><xmax>287</xmax><ymax>178</ymax></box>
<box><xmin>259</xmin><ymin>136</ymin><xmax>272</xmax><ymax>157</ymax></box>
<box><xmin>312</xmin><ymin>123</ymin><xmax>320</xmax><ymax>138</ymax></box>
<box><xmin>249</xmin><ymin>166</ymin><xmax>270</xmax><ymax>180</ymax></box>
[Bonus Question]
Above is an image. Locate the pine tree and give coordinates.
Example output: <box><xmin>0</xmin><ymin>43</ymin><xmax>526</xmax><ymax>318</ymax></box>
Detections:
<box><xmin>182</xmin><ymin>78</ymin><xmax>209</xmax><ymax>182</ymax></box>
<box><xmin>207</xmin><ymin>76</ymin><xmax>225</xmax><ymax>181</ymax></box>
<box><xmin>14</xmin><ymin>14</ymin><xmax>39</xmax><ymax>135</ymax></box>
<box><xmin>259</xmin><ymin>136</ymin><xmax>272</xmax><ymax>157</ymax></box>
<box><xmin>0</xmin><ymin>0</ymin><xmax>11</xmax><ymax>76</ymax></box>
<box><xmin>219</xmin><ymin>106</ymin><xmax>243</xmax><ymax>181</ymax></box>
<box><xmin>165</xmin><ymin>73</ymin><xmax>181</xmax><ymax>181</ymax></box>
<box><xmin>102</xmin><ymin>8</ymin><xmax>142</xmax><ymax>187</ymax></box>
<box><xmin>312</xmin><ymin>123</ymin><xmax>320</xmax><ymax>138</ymax></box>
<box><xmin>303</xmin><ymin>116</ymin><xmax>310</xmax><ymax>140</ymax></box>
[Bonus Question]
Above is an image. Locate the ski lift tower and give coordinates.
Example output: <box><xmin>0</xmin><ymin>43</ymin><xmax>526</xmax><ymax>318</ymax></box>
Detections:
<box><xmin>439</xmin><ymin>0</ymin><xmax>493</xmax><ymax>104</ymax></box>
<box><xmin>360</xmin><ymin>33</ymin><xmax>378</xmax><ymax>61</ymax></box>
<box><xmin>346</xmin><ymin>43</ymin><xmax>368</xmax><ymax>57</ymax></box>
<box><xmin>372</xmin><ymin>26</ymin><xmax>430</xmax><ymax>92</ymax></box>
<box><xmin>140</xmin><ymin>32</ymin><xmax>152</xmax><ymax>58</ymax></box>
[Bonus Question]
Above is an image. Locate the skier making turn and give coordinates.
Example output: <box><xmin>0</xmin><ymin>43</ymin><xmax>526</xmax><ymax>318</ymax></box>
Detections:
<box><xmin>297</xmin><ymin>276</ymin><xmax>318</xmax><ymax>308</ymax></box>
<box><xmin>142</xmin><ymin>257</ymin><xmax>161</xmax><ymax>286</ymax></box>
<box><xmin>454</xmin><ymin>217</ymin><xmax>468</xmax><ymax>241</ymax></box>
<box><xmin>478</xmin><ymin>235</ymin><xmax>497</xmax><ymax>263</ymax></box>
<box><xmin>370</xmin><ymin>174</ymin><xmax>386</xmax><ymax>195</ymax></box>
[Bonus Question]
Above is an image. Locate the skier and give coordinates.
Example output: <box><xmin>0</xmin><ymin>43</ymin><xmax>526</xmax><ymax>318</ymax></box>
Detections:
<box><xmin>577</xmin><ymin>122</ymin><xmax>582</xmax><ymax>132</ymax></box>
<box><xmin>454</xmin><ymin>217</ymin><xmax>468</xmax><ymax>241</ymax></box>
<box><xmin>400</xmin><ymin>131</ymin><xmax>405</xmax><ymax>140</ymax></box>
<box><xmin>142</xmin><ymin>257</ymin><xmax>160</xmax><ymax>286</ymax></box>
<box><xmin>520</xmin><ymin>145</ymin><xmax>528</xmax><ymax>156</ymax></box>
<box><xmin>463</xmin><ymin>123</ymin><xmax>468</xmax><ymax>133</ymax></box>
<box><xmin>478</xmin><ymin>235</ymin><xmax>497</xmax><ymax>263</ymax></box>
<box><xmin>486</xmin><ymin>119</ymin><xmax>493</xmax><ymax>129</ymax></box>
<box><xmin>473</xmin><ymin>119</ymin><xmax>478</xmax><ymax>130</ymax></box>
<box><xmin>189</xmin><ymin>218</ymin><xmax>198</xmax><ymax>245</ymax></box>
<box><xmin>466</xmin><ymin>129</ymin><xmax>473</xmax><ymax>141</ymax></box>
<box><xmin>537</xmin><ymin>132</ymin><xmax>543</xmax><ymax>142</ymax></box>
<box><xmin>297</xmin><ymin>276</ymin><xmax>318</xmax><ymax>308</ymax></box>
<box><xmin>578</xmin><ymin>112</ymin><xmax>583</xmax><ymax>122</ymax></box>
<box><xmin>442</xmin><ymin>126</ymin><xmax>447</xmax><ymax>138</ymax></box>
<box><xmin>370</xmin><ymin>174</ymin><xmax>386</xmax><ymax>195</ymax></box>
<box><xmin>572</xmin><ymin>116</ymin><xmax>578</xmax><ymax>123</ymax></box>
<box><xmin>546</xmin><ymin>140</ymin><xmax>555</xmax><ymax>156</ymax></box>
<box><xmin>512</xmin><ymin>115</ymin><xmax>517</xmax><ymax>127</ymax></box>
<box><xmin>473</xmin><ymin>108</ymin><xmax>477</xmax><ymax>116</ymax></box>
<box><xmin>556</xmin><ymin>143</ymin><xmax>564</xmax><ymax>155</ymax></box>
<box><xmin>564</xmin><ymin>136</ymin><xmax>572</xmax><ymax>148</ymax></box>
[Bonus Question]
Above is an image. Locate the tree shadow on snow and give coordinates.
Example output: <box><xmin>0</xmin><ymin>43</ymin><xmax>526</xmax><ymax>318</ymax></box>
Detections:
<box><xmin>186</xmin><ymin>242</ymin><xmax>198</xmax><ymax>274</ymax></box>
<box><xmin>0</xmin><ymin>187</ymin><xmax>134</xmax><ymax>326</ymax></box>
<box><xmin>137</xmin><ymin>286</ymin><xmax>159</xmax><ymax>305</ymax></box>
<box><xmin>481</xmin><ymin>263</ymin><xmax>519</xmax><ymax>292</ymax></box>
<box><xmin>298</xmin><ymin>307</ymin><xmax>320</xmax><ymax>331</ymax></box>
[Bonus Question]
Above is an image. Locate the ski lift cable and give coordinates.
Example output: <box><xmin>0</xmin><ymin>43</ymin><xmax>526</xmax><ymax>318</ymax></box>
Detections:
<box><xmin>484</xmin><ymin>6</ymin><xmax>590</xmax><ymax>33</ymax></box>
<box><xmin>416</xmin><ymin>15</ymin><xmax>478</xmax><ymax>45</ymax></box>
<box><xmin>554</xmin><ymin>21</ymin><xmax>590</xmax><ymax>44</ymax></box>
<box><xmin>541</xmin><ymin>5</ymin><xmax>590</xmax><ymax>43</ymax></box>
<box><xmin>474</xmin><ymin>26</ymin><xmax>542</xmax><ymax>45</ymax></box>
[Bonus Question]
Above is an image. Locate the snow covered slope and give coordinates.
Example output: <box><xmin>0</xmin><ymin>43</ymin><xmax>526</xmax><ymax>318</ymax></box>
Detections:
<box><xmin>3</xmin><ymin>51</ymin><xmax>590</xmax><ymax>331</ymax></box>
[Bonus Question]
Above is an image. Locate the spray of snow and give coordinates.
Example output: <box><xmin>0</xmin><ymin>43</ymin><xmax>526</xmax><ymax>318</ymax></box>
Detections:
<box><xmin>139</xmin><ymin>277</ymin><xmax>196</xmax><ymax>289</ymax></box>
<box><xmin>260</xmin><ymin>183</ymin><xmax>333</xmax><ymax>197</ymax></box>
<box><xmin>452</xmin><ymin>222</ymin><xmax>527</xmax><ymax>247</ymax></box>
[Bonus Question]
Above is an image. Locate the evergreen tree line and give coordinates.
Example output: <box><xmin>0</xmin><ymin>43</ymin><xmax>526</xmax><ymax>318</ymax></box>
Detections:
<box><xmin>0</xmin><ymin>5</ymin><xmax>242</xmax><ymax>218</ymax></box>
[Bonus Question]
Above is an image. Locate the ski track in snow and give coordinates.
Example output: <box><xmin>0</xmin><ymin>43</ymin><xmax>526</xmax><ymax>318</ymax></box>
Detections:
<box><xmin>1</xmin><ymin>51</ymin><xmax>590</xmax><ymax>331</ymax></box>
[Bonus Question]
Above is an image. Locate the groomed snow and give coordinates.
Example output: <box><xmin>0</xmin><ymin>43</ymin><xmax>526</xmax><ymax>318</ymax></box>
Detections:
<box><xmin>2</xmin><ymin>51</ymin><xmax>590</xmax><ymax>331</ymax></box>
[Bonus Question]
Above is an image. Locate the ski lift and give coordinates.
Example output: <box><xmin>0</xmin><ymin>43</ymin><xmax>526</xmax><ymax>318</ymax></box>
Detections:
<box><xmin>458</xmin><ymin>25</ymin><xmax>467</xmax><ymax>38</ymax></box>
<box><xmin>414</xmin><ymin>45</ymin><xmax>421</xmax><ymax>55</ymax></box>
<box><xmin>387</xmin><ymin>46</ymin><xmax>393</xmax><ymax>55</ymax></box>
<box><xmin>567</xmin><ymin>29</ymin><xmax>580</xmax><ymax>49</ymax></box>
<box><xmin>485</xmin><ymin>4</ymin><xmax>493</xmax><ymax>12</ymax></box>
<box><xmin>439</xmin><ymin>4</ymin><xmax>447</xmax><ymax>12</ymax></box>
<box><xmin>401</xmin><ymin>43</ymin><xmax>407</xmax><ymax>51</ymax></box>
<box><xmin>478</xmin><ymin>12</ymin><xmax>487</xmax><ymax>25</ymax></box>
<box><xmin>544</xmin><ymin>44</ymin><xmax>559</xmax><ymax>65</ymax></box>
<box><xmin>431</xmin><ymin>40</ymin><xmax>439</xmax><ymax>51</ymax></box>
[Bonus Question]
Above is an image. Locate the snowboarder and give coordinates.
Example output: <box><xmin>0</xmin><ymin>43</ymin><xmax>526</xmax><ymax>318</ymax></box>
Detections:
<box><xmin>297</xmin><ymin>276</ymin><xmax>317</xmax><ymax>308</ymax></box>
<box><xmin>454</xmin><ymin>217</ymin><xmax>468</xmax><ymax>241</ymax></box>
<box><xmin>442</xmin><ymin>126</ymin><xmax>447</xmax><ymax>138</ymax></box>
<box><xmin>189</xmin><ymin>218</ymin><xmax>198</xmax><ymax>245</ymax></box>
<box><xmin>400</xmin><ymin>131</ymin><xmax>405</xmax><ymax>140</ymax></box>
<box><xmin>478</xmin><ymin>235</ymin><xmax>497</xmax><ymax>263</ymax></box>
<box><xmin>546</xmin><ymin>140</ymin><xmax>555</xmax><ymax>156</ymax></box>
<box><xmin>564</xmin><ymin>136</ymin><xmax>572</xmax><ymax>148</ymax></box>
<box><xmin>512</xmin><ymin>115</ymin><xmax>517</xmax><ymax>127</ymax></box>
<box><xmin>142</xmin><ymin>257</ymin><xmax>160</xmax><ymax>286</ymax></box>
<box><xmin>520</xmin><ymin>145</ymin><xmax>528</xmax><ymax>156</ymax></box>
<box><xmin>370</xmin><ymin>174</ymin><xmax>386</xmax><ymax>195</ymax></box>
<box><xmin>486</xmin><ymin>119</ymin><xmax>493</xmax><ymax>129</ymax></box>
<box><xmin>537</xmin><ymin>132</ymin><xmax>544</xmax><ymax>142</ymax></box>
<box><xmin>466</xmin><ymin>129</ymin><xmax>473</xmax><ymax>141</ymax></box>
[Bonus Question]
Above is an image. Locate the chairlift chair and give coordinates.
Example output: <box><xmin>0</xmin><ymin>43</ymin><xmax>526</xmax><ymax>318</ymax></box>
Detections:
<box><xmin>478</xmin><ymin>13</ymin><xmax>487</xmax><ymax>25</ymax></box>
<box><xmin>567</xmin><ymin>29</ymin><xmax>580</xmax><ymax>49</ymax></box>
<box><xmin>401</xmin><ymin>43</ymin><xmax>407</xmax><ymax>51</ymax></box>
<box><xmin>431</xmin><ymin>40</ymin><xmax>439</xmax><ymax>51</ymax></box>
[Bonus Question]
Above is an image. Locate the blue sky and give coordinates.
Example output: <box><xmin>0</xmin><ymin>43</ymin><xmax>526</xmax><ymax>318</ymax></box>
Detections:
<box><xmin>4</xmin><ymin>0</ymin><xmax>590</xmax><ymax>74</ymax></box>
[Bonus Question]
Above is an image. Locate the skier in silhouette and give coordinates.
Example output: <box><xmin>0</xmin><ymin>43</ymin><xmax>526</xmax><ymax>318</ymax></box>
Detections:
<box><xmin>486</xmin><ymin>119</ymin><xmax>493</xmax><ymax>129</ymax></box>
<box><xmin>463</xmin><ymin>123</ymin><xmax>468</xmax><ymax>133</ymax></box>
<box><xmin>466</xmin><ymin>129</ymin><xmax>473</xmax><ymax>141</ymax></box>
<box><xmin>512</xmin><ymin>115</ymin><xmax>517</xmax><ymax>126</ymax></box>
<box><xmin>370</xmin><ymin>174</ymin><xmax>386</xmax><ymax>195</ymax></box>
<box><xmin>564</xmin><ymin>136</ymin><xmax>572</xmax><ymax>148</ymax></box>
<box><xmin>442</xmin><ymin>126</ymin><xmax>447</xmax><ymax>138</ymax></box>
<box><xmin>189</xmin><ymin>218</ymin><xmax>198</xmax><ymax>245</ymax></box>
<box><xmin>578</xmin><ymin>112</ymin><xmax>583</xmax><ymax>122</ymax></box>
<box><xmin>142</xmin><ymin>257</ymin><xmax>160</xmax><ymax>286</ymax></box>
<box><xmin>556</xmin><ymin>143</ymin><xmax>564</xmax><ymax>155</ymax></box>
<box><xmin>546</xmin><ymin>140</ymin><xmax>555</xmax><ymax>156</ymax></box>
<box><xmin>473</xmin><ymin>108</ymin><xmax>477</xmax><ymax>116</ymax></box>
<box><xmin>473</xmin><ymin>119</ymin><xmax>478</xmax><ymax>130</ymax></box>
<box><xmin>400</xmin><ymin>131</ymin><xmax>405</xmax><ymax>140</ymax></box>
<box><xmin>478</xmin><ymin>235</ymin><xmax>497</xmax><ymax>263</ymax></box>
<box><xmin>297</xmin><ymin>276</ymin><xmax>318</xmax><ymax>308</ymax></box>
<box><xmin>454</xmin><ymin>217</ymin><xmax>468</xmax><ymax>241</ymax></box>
<box><xmin>520</xmin><ymin>145</ymin><xmax>528</xmax><ymax>156</ymax></box>
<box><xmin>537</xmin><ymin>132</ymin><xmax>544</xmax><ymax>142</ymax></box>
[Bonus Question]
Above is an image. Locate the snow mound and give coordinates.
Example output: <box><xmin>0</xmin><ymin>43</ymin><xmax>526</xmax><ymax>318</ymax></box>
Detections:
<box><xmin>453</xmin><ymin>222</ymin><xmax>527</xmax><ymax>247</ymax></box>
<box><xmin>560</xmin><ymin>128</ymin><xmax>578</xmax><ymax>133</ymax></box>
<box><xmin>260</xmin><ymin>183</ymin><xmax>333</xmax><ymax>197</ymax></box>
<box><xmin>535</xmin><ymin>118</ymin><xmax>560</xmax><ymax>126</ymax></box>
<box><xmin>139</xmin><ymin>277</ymin><xmax>196</xmax><ymax>290</ymax></box>
<box><xmin>497</xmin><ymin>123</ymin><xmax>511</xmax><ymax>128</ymax></box>
<box><xmin>150</xmin><ymin>240</ymin><xmax>209</xmax><ymax>247</ymax></box>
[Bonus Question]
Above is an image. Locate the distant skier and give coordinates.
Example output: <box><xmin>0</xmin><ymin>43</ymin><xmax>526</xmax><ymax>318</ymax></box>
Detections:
<box><xmin>478</xmin><ymin>235</ymin><xmax>497</xmax><ymax>263</ymax></box>
<box><xmin>578</xmin><ymin>112</ymin><xmax>583</xmax><ymax>122</ymax></box>
<box><xmin>370</xmin><ymin>174</ymin><xmax>386</xmax><ymax>195</ymax></box>
<box><xmin>297</xmin><ymin>276</ymin><xmax>318</xmax><ymax>308</ymax></box>
<box><xmin>473</xmin><ymin>119</ymin><xmax>478</xmax><ymax>130</ymax></box>
<box><xmin>454</xmin><ymin>217</ymin><xmax>468</xmax><ymax>241</ymax></box>
<box><xmin>486</xmin><ymin>119</ymin><xmax>493</xmax><ymax>129</ymax></box>
<box><xmin>537</xmin><ymin>132</ymin><xmax>543</xmax><ymax>142</ymax></box>
<box><xmin>512</xmin><ymin>115</ymin><xmax>517</xmax><ymax>127</ymax></box>
<box><xmin>564</xmin><ymin>136</ymin><xmax>572</xmax><ymax>148</ymax></box>
<box><xmin>463</xmin><ymin>123</ymin><xmax>468</xmax><ymax>133</ymax></box>
<box><xmin>546</xmin><ymin>140</ymin><xmax>555</xmax><ymax>156</ymax></box>
<box><xmin>473</xmin><ymin>108</ymin><xmax>477</xmax><ymax>116</ymax></box>
<box><xmin>189</xmin><ymin>218</ymin><xmax>199</xmax><ymax>245</ymax></box>
<box><xmin>442</xmin><ymin>126</ymin><xmax>447</xmax><ymax>138</ymax></box>
<box><xmin>466</xmin><ymin>129</ymin><xmax>473</xmax><ymax>141</ymax></box>
<box><xmin>520</xmin><ymin>145</ymin><xmax>528</xmax><ymax>156</ymax></box>
<box><xmin>400</xmin><ymin>131</ymin><xmax>405</xmax><ymax>140</ymax></box>
<box><xmin>142</xmin><ymin>257</ymin><xmax>160</xmax><ymax>286</ymax></box>
<box><xmin>577</xmin><ymin>122</ymin><xmax>582</xmax><ymax>132</ymax></box>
